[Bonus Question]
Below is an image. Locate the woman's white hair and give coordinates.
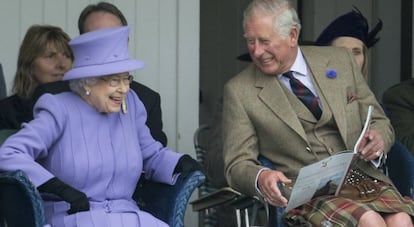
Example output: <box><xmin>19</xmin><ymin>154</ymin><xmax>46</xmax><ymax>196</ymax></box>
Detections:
<box><xmin>243</xmin><ymin>0</ymin><xmax>301</xmax><ymax>39</ymax></box>
<box><xmin>69</xmin><ymin>77</ymin><xmax>98</xmax><ymax>96</ymax></box>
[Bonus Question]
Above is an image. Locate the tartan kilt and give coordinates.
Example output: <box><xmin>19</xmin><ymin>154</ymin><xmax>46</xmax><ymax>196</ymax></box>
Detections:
<box><xmin>284</xmin><ymin>185</ymin><xmax>414</xmax><ymax>226</ymax></box>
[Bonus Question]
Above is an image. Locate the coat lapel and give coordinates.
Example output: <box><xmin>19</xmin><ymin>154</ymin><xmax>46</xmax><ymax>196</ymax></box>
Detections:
<box><xmin>255</xmin><ymin>69</ymin><xmax>308</xmax><ymax>142</ymax></box>
<box><xmin>301</xmin><ymin>46</ymin><xmax>349</xmax><ymax>143</ymax></box>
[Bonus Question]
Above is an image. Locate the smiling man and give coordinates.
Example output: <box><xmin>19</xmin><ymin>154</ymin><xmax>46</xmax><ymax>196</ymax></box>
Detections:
<box><xmin>222</xmin><ymin>0</ymin><xmax>414</xmax><ymax>226</ymax></box>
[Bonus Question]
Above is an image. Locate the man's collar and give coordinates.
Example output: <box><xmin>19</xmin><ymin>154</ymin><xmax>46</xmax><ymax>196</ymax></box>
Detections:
<box><xmin>289</xmin><ymin>47</ymin><xmax>308</xmax><ymax>76</ymax></box>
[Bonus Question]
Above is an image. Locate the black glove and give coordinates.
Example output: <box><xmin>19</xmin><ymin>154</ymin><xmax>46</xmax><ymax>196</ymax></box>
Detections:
<box><xmin>38</xmin><ymin>177</ymin><xmax>90</xmax><ymax>214</ymax></box>
<box><xmin>173</xmin><ymin>154</ymin><xmax>205</xmax><ymax>178</ymax></box>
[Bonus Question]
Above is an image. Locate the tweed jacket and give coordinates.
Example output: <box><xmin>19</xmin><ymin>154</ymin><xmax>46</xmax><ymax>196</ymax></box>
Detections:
<box><xmin>222</xmin><ymin>46</ymin><xmax>394</xmax><ymax>197</ymax></box>
<box><xmin>383</xmin><ymin>78</ymin><xmax>414</xmax><ymax>154</ymax></box>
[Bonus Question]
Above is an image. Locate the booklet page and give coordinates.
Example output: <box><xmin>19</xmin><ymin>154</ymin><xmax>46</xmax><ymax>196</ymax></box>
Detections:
<box><xmin>284</xmin><ymin>105</ymin><xmax>373</xmax><ymax>212</ymax></box>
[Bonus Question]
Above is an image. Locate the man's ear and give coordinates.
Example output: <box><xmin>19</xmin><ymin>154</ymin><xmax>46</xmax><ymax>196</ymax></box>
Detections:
<box><xmin>288</xmin><ymin>27</ymin><xmax>299</xmax><ymax>46</ymax></box>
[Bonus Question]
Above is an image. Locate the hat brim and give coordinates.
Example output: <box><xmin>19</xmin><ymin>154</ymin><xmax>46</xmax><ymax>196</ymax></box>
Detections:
<box><xmin>63</xmin><ymin>59</ymin><xmax>145</xmax><ymax>80</ymax></box>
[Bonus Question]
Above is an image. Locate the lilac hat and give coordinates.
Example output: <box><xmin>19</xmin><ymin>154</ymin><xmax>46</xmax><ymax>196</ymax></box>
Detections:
<box><xmin>64</xmin><ymin>26</ymin><xmax>144</xmax><ymax>80</ymax></box>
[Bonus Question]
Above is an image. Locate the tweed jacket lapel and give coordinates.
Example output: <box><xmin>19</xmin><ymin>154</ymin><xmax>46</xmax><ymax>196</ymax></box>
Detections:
<box><xmin>301</xmin><ymin>46</ymin><xmax>349</xmax><ymax>144</ymax></box>
<box><xmin>255</xmin><ymin>67</ymin><xmax>308</xmax><ymax>142</ymax></box>
<box><xmin>255</xmin><ymin>46</ymin><xmax>351</xmax><ymax>144</ymax></box>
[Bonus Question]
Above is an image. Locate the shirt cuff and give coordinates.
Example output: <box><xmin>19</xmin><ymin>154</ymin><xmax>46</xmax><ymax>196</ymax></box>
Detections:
<box><xmin>255</xmin><ymin>167</ymin><xmax>270</xmax><ymax>198</ymax></box>
<box><xmin>371</xmin><ymin>152</ymin><xmax>384</xmax><ymax>168</ymax></box>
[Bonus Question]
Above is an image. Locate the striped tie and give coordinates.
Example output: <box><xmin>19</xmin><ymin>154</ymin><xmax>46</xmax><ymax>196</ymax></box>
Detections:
<box><xmin>283</xmin><ymin>71</ymin><xmax>322</xmax><ymax>119</ymax></box>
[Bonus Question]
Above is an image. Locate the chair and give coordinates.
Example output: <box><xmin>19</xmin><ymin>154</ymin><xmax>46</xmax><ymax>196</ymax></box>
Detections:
<box><xmin>0</xmin><ymin>170</ymin><xmax>46</xmax><ymax>227</ymax></box>
<box><xmin>192</xmin><ymin>125</ymin><xmax>219</xmax><ymax>227</ymax></box>
<box><xmin>0</xmin><ymin>129</ymin><xmax>46</xmax><ymax>227</ymax></box>
<box><xmin>191</xmin><ymin>125</ymin><xmax>263</xmax><ymax>227</ymax></box>
<box><xmin>0</xmin><ymin>129</ymin><xmax>205</xmax><ymax>227</ymax></box>
<box><xmin>385</xmin><ymin>141</ymin><xmax>414</xmax><ymax>199</ymax></box>
<box><xmin>133</xmin><ymin>170</ymin><xmax>205</xmax><ymax>227</ymax></box>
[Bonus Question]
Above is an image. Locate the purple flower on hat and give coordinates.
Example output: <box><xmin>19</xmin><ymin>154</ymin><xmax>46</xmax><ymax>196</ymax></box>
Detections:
<box><xmin>326</xmin><ymin>69</ymin><xmax>337</xmax><ymax>79</ymax></box>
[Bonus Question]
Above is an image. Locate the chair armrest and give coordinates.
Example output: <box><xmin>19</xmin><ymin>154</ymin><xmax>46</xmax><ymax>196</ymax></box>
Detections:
<box><xmin>0</xmin><ymin>170</ymin><xmax>46</xmax><ymax>227</ymax></box>
<box><xmin>133</xmin><ymin>170</ymin><xmax>205</xmax><ymax>227</ymax></box>
<box><xmin>190</xmin><ymin>186</ymin><xmax>244</xmax><ymax>211</ymax></box>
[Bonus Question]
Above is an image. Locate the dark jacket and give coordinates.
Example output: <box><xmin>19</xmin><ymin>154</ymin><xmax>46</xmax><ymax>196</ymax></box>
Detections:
<box><xmin>0</xmin><ymin>95</ymin><xmax>34</xmax><ymax>130</ymax></box>
<box><xmin>383</xmin><ymin>78</ymin><xmax>414</xmax><ymax>154</ymax></box>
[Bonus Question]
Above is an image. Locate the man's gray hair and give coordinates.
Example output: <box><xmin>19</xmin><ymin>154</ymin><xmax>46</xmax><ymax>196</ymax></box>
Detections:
<box><xmin>243</xmin><ymin>0</ymin><xmax>301</xmax><ymax>39</ymax></box>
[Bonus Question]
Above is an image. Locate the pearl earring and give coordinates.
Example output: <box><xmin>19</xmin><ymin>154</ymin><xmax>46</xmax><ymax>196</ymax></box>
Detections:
<box><xmin>86</xmin><ymin>90</ymin><xmax>90</xmax><ymax>96</ymax></box>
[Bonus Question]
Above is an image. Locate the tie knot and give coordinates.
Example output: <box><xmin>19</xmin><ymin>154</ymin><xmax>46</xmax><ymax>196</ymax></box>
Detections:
<box><xmin>282</xmin><ymin>71</ymin><xmax>294</xmax><ymax>79</ymax></box>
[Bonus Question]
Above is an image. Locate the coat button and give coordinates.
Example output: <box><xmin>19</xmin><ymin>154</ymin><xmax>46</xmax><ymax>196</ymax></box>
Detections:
<box><xmin>306</xmin><ymin>147</ymin><xmax>312</xmax><ymax>152</ymax></box>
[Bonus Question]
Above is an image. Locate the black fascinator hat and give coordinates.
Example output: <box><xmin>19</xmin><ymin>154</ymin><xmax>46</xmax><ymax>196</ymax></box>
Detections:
<box><xmin>315</xmin><ymin>7</ymin><xmax>383</xmax><ymax>48</ymax></box>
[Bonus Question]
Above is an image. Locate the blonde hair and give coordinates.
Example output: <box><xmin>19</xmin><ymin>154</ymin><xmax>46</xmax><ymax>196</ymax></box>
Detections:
<box><xmin>13</xmin><ymin>25</ymin><xmax>73</xmax><ymax>99</ymax></box>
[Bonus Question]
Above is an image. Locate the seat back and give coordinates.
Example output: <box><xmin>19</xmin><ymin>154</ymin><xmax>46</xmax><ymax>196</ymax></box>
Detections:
<box><xmin>0</xmin><ymin>129</ymin><xmax>46</xmax><ymax>227</ymax></box>
<box><xmin>385</xmin><ymin>141</ymin><xmax>414</xmax><ymax>199</ymax></box>
<box><xmin>381</xmin><ymin>104</ymin><xmax>414</xmax><ymax>199</ymax></box>
<box><xmin>194</xmin><ymin>125</ymin><xmax>216</xmax><ymax>197</ymax></box>
<box><xmin>134</xmin><ymin>170</ymin><xmax>205</xmax><ymax>227</ymax></box>
<box><xmin>193</xmin><ymin>125</ymin><xmax>219</xmax><ymax>227</ymax></box>
<box><xmin>0</xmin><ymin>170</ymin><xmax>46</xmax><ymax>227</ymax></box>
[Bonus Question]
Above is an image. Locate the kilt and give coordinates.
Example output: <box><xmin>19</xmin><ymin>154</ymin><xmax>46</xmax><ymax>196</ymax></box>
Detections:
<box><xmin>284</xmin><ymin>185</ymin><xmax>414</xmax><ymax>226</ymax></box>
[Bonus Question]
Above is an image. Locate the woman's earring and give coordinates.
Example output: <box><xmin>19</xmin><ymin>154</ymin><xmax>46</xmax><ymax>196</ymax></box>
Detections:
<box><xmin>122</xmin><ymin>100</ymin><xmax>127</xmax><ymax>114</ymax></box>
<box><xmin>86</xmin><ymin>90</ymin><xmax>90</xmax><ymax>96</ymax></box>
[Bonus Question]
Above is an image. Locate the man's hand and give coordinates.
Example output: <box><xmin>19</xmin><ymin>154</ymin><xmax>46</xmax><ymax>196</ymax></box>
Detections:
<box><xmin>257</xmin><ymin>169</ymin><xmax>291</xmax><ymax>207</ymax></box>
<box><xmin>357</xmin><ymin>129</ymin><xmax>385</xmax><ymax>161</ymax></box>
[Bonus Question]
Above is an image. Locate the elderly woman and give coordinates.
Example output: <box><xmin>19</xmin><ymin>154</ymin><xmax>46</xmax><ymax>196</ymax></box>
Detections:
<box><xmin>0</xmin><ymin>26</ymin><xmax>200</xmax><ymax>226</ymax></box>
<box><xmin>0</xmin><ymin>25</ymin><xmax>73</xmax><ymax>129</ymax></box>
<box><xmin>315</xmin><ymin>7</ymin><xmax>382</xmax><ymax>81</ymax></box>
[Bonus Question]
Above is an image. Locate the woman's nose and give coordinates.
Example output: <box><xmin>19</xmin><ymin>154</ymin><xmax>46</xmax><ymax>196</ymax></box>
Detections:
<box><xmin>57</xmin><ymin>54</ymin><xmax>72</xmax><ymax>71</ymax></box>
<box><xmin>117</xmin><ymin>82</ymin><xmax>129</xmax><ymax>93</ymax></box>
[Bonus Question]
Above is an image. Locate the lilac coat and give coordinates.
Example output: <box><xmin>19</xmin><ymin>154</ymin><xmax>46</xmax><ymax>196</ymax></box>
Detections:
<box><xmin>0</xmin><ymin>91</ymin><xmax>182</xmax><ymax>226</ymax></box>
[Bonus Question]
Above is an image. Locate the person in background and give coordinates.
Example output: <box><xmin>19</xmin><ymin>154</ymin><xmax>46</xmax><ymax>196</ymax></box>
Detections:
<box><xmin>0</xmin><ymin>26</ymin><xmax>201</xmax><ymax>227</ymax></box>
<box><xmin>222</xmin><ymin>0</ymin><xmax>414</xmax><ymax>226</ymax></box>
<box><xmin>315</xmin><ymin>7</ymin><xmax>382</xmax><ymax>82</ymax></box>
<box><xmin>0</xmin><ymin>25</ymin><xmax>73</xmax><ymax>130</ymax></box>
<box><xmin>34</xmin><ymin>1</ymin><xmax>168</xmax><ymax>146</ymax></box>
<box><xmin>383</xmin><ymin>79</ymin><xmax>414</xmax><ymax>155</ymax></box>
<box><xmin>315</xmin><ymin>8</ymin><xmax>414</xmax><ymax>166</ymax></box>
